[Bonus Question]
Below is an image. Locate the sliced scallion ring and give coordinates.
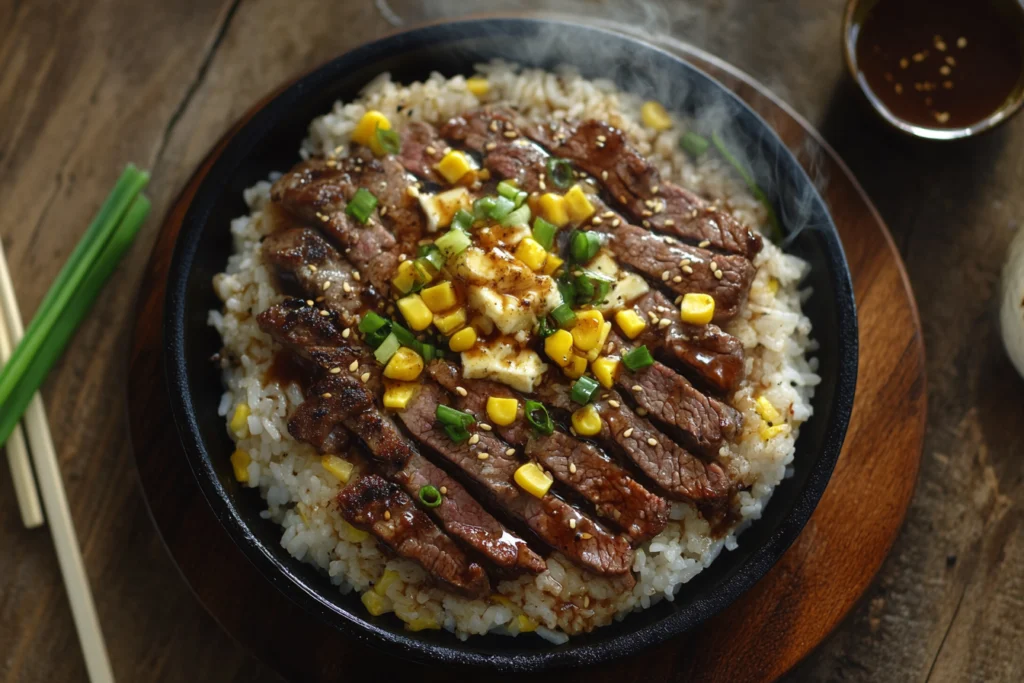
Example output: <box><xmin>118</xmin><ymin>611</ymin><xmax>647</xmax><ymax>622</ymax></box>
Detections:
<box><xmin>346</xmin><ymin>187</ymin><xmax>378</xmax><ymax>223</ymax></box>
<box><xmin>418</xmin><ymin>485</ymin><xmax>443</xmax><ymax>508</ymax></box>
<box><xmin>524</xmin><ymin>400</ymin><xmax>554</xmax><ymax>435</ymax></box>
<box><xmin>545</xmin><ymin>157</ymin><xmax>573</xmax><ymax>189</ymax></box>
<box><xmin>570</xmin><ymin>376</ymin><xmax>600</xmax><ymax>405</ymax></box>
<box><xmin>622</xmin><ymin>345</ymin><xmax>655</xmax><ymax>371</ymax></box>
<box><xmin>375</xmin><ymin>125</ymin><xmax>401</xmax><ymax>155</ymax></box>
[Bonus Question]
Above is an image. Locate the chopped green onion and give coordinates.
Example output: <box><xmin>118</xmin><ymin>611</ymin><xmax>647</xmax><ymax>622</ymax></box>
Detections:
<box><xmin>444</xmin><ymin>424</ymin><xmax>471</xmax><ymax>443</ymax></box>
<box><xmin>496</xmin><ymin>180</ymin><xmax>520</xmax><ymax>202</ymax></box>
<box><xmin>524</xmin><ymin>401</ymin><xmax>554</xmax><ymax>435</ymax></box>
<box><xmin>436</xmin><ymin>404</ymin><xmax>475</xmax><ymax>439</ymax></box>
<box><xmin>551</xmin><ymin>303</ymin><xmax>577</xmax><ymax>329</ymax></box>
<box><xmin>545</xmin><ymin>157</ymin><xmax>573</xmax><ymax>189</ymax></box>
<box><xmin>413</xmin><ymin>258</ymin><xmax>436</xmax><ymax>284</ymax></box>
<box><xmin>500</xmin><ymin>204</ymin><xmax>531</xmax><ymax>227</ymax></box>
<box><xmin>679</xmin><ymin>131</ymin><xmax>709</xmax><ymax>158</ymax></box>
<box><xmin>570</xmin><ymin>376</ymin><xmax>600</xmax><ymax>405</ymax></box>
<box><xmin>531</xmin><ymin>217</ymin><xmax>557</xmax><ymax>251</ymax></box>
<box><xmin>417</xmin><ymin>243</ymin><xmax>446</xmax><ymax>271</ymax></box>
<box><xmin>556</xmin><ymin>273</ymin><xmax>576</xmax><ymax>308</ymax></box>
<box><xmin>536</xmin><ymin>318</ymin><xmax>555</xmax><ymax>338</ymax></box>
<box><xmin>375</xmin><ymin>125</ymin><xmax>401</xmax><ymax>155</ymax></box>
<box><xmin>364</xmin><ymin>325</ymin><xmax>392</xmax><ymax>349</ymax></box>
<box><xmin>374</xmin><ymin>333</ymin><xmax>401</xmax><ymax>364</ymax></box>
<box><xmin>435</xmin><ymin>228</ymin><xmax>471</xmax><ymax>259</ymax></box>
<box><xmin>473</xmin><ymin>195</ymin><xmax>516</xmax><ymax>222</ymax></box>
<box><xmin>422</xmin><ymin>344</ymin><xmax>438</xmax><ymax>362</ymax></box>
<box><xmin>711</xmin><ymin>132</ymin><xmax>782</xmax><ymax>242</ymax></box>
<box><xmin>622</xmin><ymin>345</ymin><xmax>655</xmax><ymax>371</ymax></box>
<box><xmin>569</xmin><ymin>230</ymin><xmax>601</xmax><ymax>263</ymax></box>
<box><xmin>391</xmin><ymin>321</ymin><xmax>418</xmax><ymax>348</ymax></box>
<box><xmin>451</xmin><ymin>209</ymin><xmax>474</xmax><ymax>233</ymax></box>
<box><xmin>574</xmin><ymin>269</ymin><xmax>615</xmax><ymax>305</ymax></box>
<box><xmin>419</xmin><ymin>485</ymin><xmax>443</xmax><ymax>508</ymax></box>
<box><xmin>345</xmin><ymin>188</ymin><xmax>378</xmax><ymax>223</ymax></box>
<box><xmin>359</xmin><ymin>311</ymin><xmax>390</xmax><ymax>335</ymax></box>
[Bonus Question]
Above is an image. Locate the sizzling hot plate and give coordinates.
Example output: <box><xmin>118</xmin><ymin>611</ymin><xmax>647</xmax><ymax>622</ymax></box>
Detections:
<box><xmin>162</xmin><ymin>17</ymin><xmax>857</xmax><ymax>671</ymax></box>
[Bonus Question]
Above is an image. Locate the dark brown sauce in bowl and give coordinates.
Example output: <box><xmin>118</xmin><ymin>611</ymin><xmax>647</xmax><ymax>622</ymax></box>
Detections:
<box><xmin>846</xmin><ymin>0</ymin><xmax>1024</xmax><ymax>138</ymax></box>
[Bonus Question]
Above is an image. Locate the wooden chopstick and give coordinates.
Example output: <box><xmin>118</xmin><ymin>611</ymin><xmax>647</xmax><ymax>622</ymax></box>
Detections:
<box><xmin>0</xmin><ymin>240</ymin><xmax>115</xmax><ymax>683</ymax></box>
<box><xmin>0</xmin><ymin>294</ymin><xmax>43</xmax><ymax>528</ymax></box>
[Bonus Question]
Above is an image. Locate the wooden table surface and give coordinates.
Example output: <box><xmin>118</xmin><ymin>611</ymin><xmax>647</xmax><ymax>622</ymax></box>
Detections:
<box><xmin>1</xmin><ymin>1</ymin><xmax>1021</xmax><ymax>682</ymax></box>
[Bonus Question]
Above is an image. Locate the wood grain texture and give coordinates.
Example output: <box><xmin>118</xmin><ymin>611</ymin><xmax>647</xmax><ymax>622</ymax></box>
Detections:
<box><xmin>1</xmin><ymin>1</ymin><xmax>1021</xmax><ymax>682</ymax></box>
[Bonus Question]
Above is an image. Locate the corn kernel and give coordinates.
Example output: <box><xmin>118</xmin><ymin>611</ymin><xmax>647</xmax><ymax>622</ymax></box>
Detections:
<box><xmin>384</xmin><ymin>347</ymin><xmax>424</xmax><ymax>381</ymax></box>
<box><xmin>585</xmin><ymin>321</ymin><xmax>613</xmax><ymax>362</ymax></box>
<box><xmin>230</xmin><ymin>449</ymin><xmax>250</xmax><ymax>483</ymax></box>
<box><xmin>544</xmin><ymin>329</ymin><xmax>574</xmax><ymax>367</ymax></box>
<box><xmin>514</xmin><ymin>237</ymin><xmax>548</xmax><ymax>272</ymax></box>
<box><xmin>490</xmin><ymin>594</ymin><xmax>515</xmax><ymax>608</ymax></box>
<box><xmin>383</xmin><ymin>381</ymin><xmax>419</xmax><ymax>410</ymax></box>
<box><xmin>563</xmin><ymin>353</ymin><xmax>588</xmax><ymax>379</ymax></box>
<box><xmin>516</xmin><ymin>614</ymin><xmax>538</xmax><ymax>633</ymax></box>
<box><xmin>572</xmin><ymin>310</ymin><xmax>606</xmax><ymax>351</ymax></box>
<box><xmin>433</xmin><ymin>307</ymin><xmax>467</xmax><ymax>335</ymax></box>
<box><xmin>591</xmin><ymin>357</ymin><xmax>620</xmax><ymax>389</ymax></box>
<box><xmin>615</xmin><ymin>309</ymin><xmax>647</xmax><ymax>339</ymax></box>
<box><xmin>449</xmin><ymin>327</ymin><xmax>478</xmax><ymax>353</ymax></box>
<box><xmin>466</xmin><ymin>76</ymin><xmax>491</xmax><ymax>97</ymax></box>
<box><xmin>321</xmin><ymin>454</ymin><xmax>354</xmax><ymax>483</ymax></box>
<box><xmin>640</xmin><ymin>100</ymin><xmax>673</xmax><ymax>131</ymax></box>
<box><xmin>229</xmin><ymin>403</ymin><xmax>250</xmax><ymax>436</ymax></box>
<box><xmin>436</xmin><ymin>150</ymin><xmax>473</xmax><ymax>185</ymax></box>
<box><xmin>514</xmin><ymin>462</ymin><xmax>553</xmax><ymax>498</ymax></box>
<box><xmin>351</xmin><ymin>110</ymin><xmax>393</xmax><ymax>156</ymax></box>
<box><xmin>564</xmin><ymin>184</ymin><xmax>596</xmax><ymax>223</ymax></box>
<box><xmin>542</xmin><ymin>253</ymin><xmax>565</xmax><ymax>275</ymax></box>
<box><xmin>374</xmin><ymin>569</ymin><xmax>401</xmax><ymax>596</ymax></box>
<box><xmin>405</xmin><ymin>616</ymin><xmax>441</xmax><ymax>632</ymax></box>
<box><xmin>361</xmin><ymin>590</ymin><xmax>393</xmax><ymax>616</ymax></box>
<box><xmin>340</xmin><ymin>520</ymin><xmax>370</xmax><ymax>543</ymax></box>
<box><xmin>571</xmin><ymin>404</ymin><xmax>603</xmax><ymax>436</ymax></box>
<box><xmin>759</xmin><ymin>422</ymin><xmax>790</xmax><ymax>441</ymax></box>
<box><xmin>679</xmin><ymin>293</ymin><xmax>716</xmax><ymax>325</ymax></box>
<box><xmin>421</xmin><ymin>281</ymin><xmax>457</xmax><ymax>312</ymax></box>
<box><xmin>397</xmin><ymin>293</ymin><xmax>433</xmax><ymax>331</ymax></box>
<box><xmin>392</xmin><ymin>260</ymin><xmax>419</xmax><ymax>294</ymax></box>
<box><xmin>755</xmin><ymin>396</ymin><xmax>783</xmax><ymax>425</ymax></box>
<box><xmin>487</xmin><ymin>396</ymin><xmax>519</xmax><ymax>426</ymax></box>
<box><xmin>537</xmin><ymin>193</ymin><xmax>569</xmax><ymax>227</ymax></box>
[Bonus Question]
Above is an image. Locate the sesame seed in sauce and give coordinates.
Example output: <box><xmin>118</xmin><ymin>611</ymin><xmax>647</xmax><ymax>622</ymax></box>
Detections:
<box><xmin>664</xmin><ymin>219</ymin><xmax>675</xmax><ymax>226</ymax></box>
<box><xmin>305</xmin><ymin>299</ymin><xmax>314</xmax><ymax>306</ymax></box>
<box><xmin>425</xmin><ymin>146</ymin><xmax>436</xmax><ymax>155</ymax></box>
<box><xmin>632</xmin><ymin>385</ymin><xmax>643</xmax><ymax>392</ymax></box>
<box><xmin>349</xmin><ymin>361</ymin><xmax>360</xmax><ymax>372</ymax></box>
<box><xmin>584</xmin><ymin>596</ymin><xmax>591</xmax><ymax>608</ymax></box>
<box><xmin>308</xmin><ymin>265</ymin><xmax>318</xmax><ymax>273</ymax></box>
<box><xmin>661</xmin><ymin>271</ymin><xmax>670</xmax><ymax>281</ymax></box>
<box><xmin>406</xmin><ymin>185</ymin><xmax>419</xmax><ymax>198</ymax></box>
<box><xmin>683</xmin><ymin>265</ymin><xmax>694</xmax><ymax>274</ymax></box>
<box><xmin>592</xmin><ymin>216</ymin><xmax>602</xmax><ymax>225</ymax></box>
<box><xmin>439</xmin><ymin>486</ymin><xmax>447</xmax><ymax>495</ymax></box>
<box><xmin>622</xmin><ymin>428</ymin><xmax>634</xmax><ymax>438</ymax></box>
<box><xmin>505</xmin><ymin>448</ymin><xmax>516</xmax><ymax>456</ymax></box>
<box><xmin>673</xmin><ymin>276</ymin><xmax>683</xmax><ymax>283</ymax></box>
<box><xmin>478</xmin><ymin>452</ymin><xmax>489</xmax><ymax>460</ymax></box>
<box><xmin>647</xmin><ymin>437</ymin><xmax>658</xmax><ymax>446</ymax></box>
<box><xmin>611</xmin><ymin>218</ymin><xmax>621</xmax><ymax>227</ymax></box>
<box><xmin>479</xmin><ymin>423</ymin><xmax>492</xmax><ymax>431</ymax></box>
<box><xmin>602</xmin><ymin>171</ymin><xmax>609</xmax><ymax>181</ymax></box>
<box><xmin>503</xmin><ymin>130</ymin><xmax>518</xmax><ymax>139</ymax></box>
<box><xmin>957</xmin><ymin>36</ymin><xmax>967</xmax><ymax>48</ymax></box>
<box><xmin>352</xmin><ymin>271</ymin><xmax>361</xmax><ymax>282</ymax></box>
<box><xmin>322</xmin><ymin>392</ymin><xmax>332</xmax><ymax>399</ymax></box>
<box><xmin>569</xmin><ymin>519</ymin><xmax>577</xmax><ymax>529</ymax></box>
<box><xmin>608</xmin><ymin>400</ymin><xmax>620</xmax><ymax>408</ymax></box>
<box><xmin>659</xmin><ymin>318</ymin><xmax>671</xmax><ymax>328</ymax></box>
<box><xmin>699</xmin><ymin>239</ymin><xmax>711</xmax><ymax>248</ymax></box>
<box><xmin>360</xmin><ymin>372</ymin><xmax>370</xmax><ymax>383</ymax></box>
<box><xmin>636</xmin><ymin>407</ymin><xmax>648</xmax><ymax>416</ymax></box>
<box><xmin>384</xmin><ymin>510</ymin><xmax>391</xmax><ymax>520</ymax></box>
<box><xmin>650</xmin><ymin>185</ymin><xmax>659</xmax><ymax>194</ymax></box>
<box><xmin>316</xmin><ymin>296</ymin><xmax>325</xmax><ymax>303</ymax></box>
<box><xmin>319</xmin><ymin>310</ymin><xmax>330</xmax><ymax>317</ymax></box>
<box><xmin>330</xmin><ymin>367</ymin><xmax>341</xmax><ymax>374</ymax></box>
<box><xmin>322</xmin><ymin>281</ymin><xmax>332</xmax><ymax>291</ymax></box>
<box><xmin>456</xmin><ymin>386</ymin><xmax>468</xmax><ymax>397</ymax></box>
<box><xmin>714</xmin><ymin>270</ymin><xmax>724</xmax><ymax>280</ymax></box>
<box><xmin>342</xmin><ymin>328</ymin><xmax>351</xmax><ymax>339</ymax></box>
<box><xmin>468</xmin><ymin>434</ymin><xmax>480</xmax><ymax>445</ymax></box>
<box><xmin>380</xmin><ymin>206</ymin><xmax>387</xmax><ymax>217</ymax></box>
<box><xmin>580</xmin><ymin>532</ymin><xmax>593</xmax><ymax>540</ymax></box>
<box><xmin>342</xmin><ymin>282</ymin><xmax>352</xmax><ymax>293</ymax></box>
<box><xmin>642</xmin><ymin>220</ymin><xmax>651</xmax><ymax>228</ymax></box>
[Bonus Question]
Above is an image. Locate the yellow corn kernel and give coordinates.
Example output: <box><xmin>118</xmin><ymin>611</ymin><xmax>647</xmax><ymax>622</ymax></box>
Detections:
<box><xmin>230</xmin><ymin>449</ymin><xmax>250</xmax><ymax>483</ymax></box>
<box><xmin>767</xmin><ymin>276</ymin><xmax>780</xmax><ymax>295</ymax></box>
<box><xmin>516</xmin><ymin>614</ymin><xmax>538</xmax><ymax>633</ymax></box>
<box><xmin>486</xmin><ymin>396</ymin><xmax>519</xmax><ymax>426</ymax></box>
<box><xmin>591</xmin><ymin>356</ymin><xmax>620</xmax><ymax>389</ymax></box>
<box><xmin>542</xmin><ymin>253</ymin><xmax>565</xmax><ymax>275</ymax></box>
<box><xmin>421</xmin><ymin>281</ymin><xmax>457</xmax><ymax>312</ymax></box>
<box><xmin>340</xmin><ymin>520</ymin><xmax>370</xmax><ymax>543</ymax></box>
<box><xmin>374</xmin><ymin>569</ymin><xmax>401</xmax><ymax>596</ymax></box>
<box><xmin>405</xmin><ymin>616</ymin><xmax>441</xmax><ymax>632</ymax></box>
<box><xmin>392</xmin><ymin>260</ymin><xmax>419</xmax><ymax>294</ymax></box>
<box><xmin>759</xmin><ymin>422</ymin><xmax>790</xmax><ymax>441</ymax></box>
<box><xmin>571</xmin><ymin>310</ymin><xmax>606</xmax><ymax>351</ymax></box>
<box><xmin>383</xmin><ymin>382</ymin><xmax>419</xmax><ymax>410</ymax></box>
<box><xmin>640</xmin><ymin>100</ymin><xmax>673</xmax><ymax>131</ymax></box>
<box><xmin>490</xmin><ymin>594</ymin><xmax>515</xmax><ymax>608</ymax></box>
<box><xmin>397</xmin><ymin>293</ymin><xmax>433</xmax><ymax>331</ymax></box>
<box><xmin>615</xmin><ymin>309</ymin><xmax>647</xmax><ymax>339</ymax></box>
<box><xmin>448</xmin><ymin>327</ymin><xmax>478</xmax><ymax>353</ymax></box>
<box><xmin>436</xmin><ymin>150</ymin><xmax>473</xmax><ymax>185</ymax></box>
<box><xmin>433</xmin><ymin>307</ymin><xmax>467</xmax><ymax>335</ymax></box>
<box><xmin>321</xmin><ymin>454</ymin><xmax>354</xmax><ymax>483</ymax></box>
<box><xmin>585</xmin><ymin>321</ymin><xmax>613</xmax><ymax>362</ymax></box>
<box><xmin>571</xmin><ymin>404</ymin><xmax>603</xmax><ymax>437</ymax></box>
<box><xmin>563</xmin><ymin>353</ymin><xmax>588</xmax><ymax>379</ymax></box>
<box><xmin>514</xmin><ymin>462</ymin><xmax>553</xmax><ymax>498</ymax></box>
<box><xmin>537</xmin><ymin>193</ymin><xmax>569</xmax><ymax>227</ymax></box>
<box><xmin>544</xmin><ymin>329</ymin><xmax>574</xmax><ymax>367</ymax></box>
<box><xmin>384</xmin><ymin>347</ymin><xmax>424</xmax><ymax>381</ymax></box>
<box><xmin>564</xmin><ymin>184</ymin><xmax>596</xmax><ymax>223</ymax></box>
<box><xmin>514</xmin><ymin>237</ymin><xmax>548</xmax><ymax>272</ymax></box>
<box><xmin>466</xmin><ymin>76</ymin><xmax>491</xmax><ymax>97</ymax></box>
<box><xmin>471</xmin><ymin>314</ymin><xmax>495</xmax><ymax>336</ymax></box>
<box><xmin>229</xmin><ymin>403</ymin><xmax>250</xmax><ymax>436</ymax></box>
<box><xmin>680</xmin><ymin>292</ymin><xmax>716</xmax><ymax>325</ymax></box>
<box><xmin>361</xmin><ymin>590</ymin><xmax>393</xmax><ymax>616</ymax></box>
<box><xmin>755</xmin><ymin>396</ymin><xmax>783</xmax><ymax>425</ymax></box>
<box><xmin>352</xmin><ymin>110</ymin><xmax>393</xmax><ymax>156</ymax></box>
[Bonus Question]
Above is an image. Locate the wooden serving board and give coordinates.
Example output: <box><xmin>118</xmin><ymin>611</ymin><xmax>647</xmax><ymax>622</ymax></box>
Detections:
<box><xmin>128</xmin><ymin>32</ymin><xmax>926</xmax><ymax>683</ymax></box>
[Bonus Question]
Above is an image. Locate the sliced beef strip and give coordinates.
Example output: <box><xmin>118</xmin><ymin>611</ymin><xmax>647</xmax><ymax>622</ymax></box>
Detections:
<box><xmin>531</xmin><ymin>118</ymin><xmax>762</xmax><ymax>259</ymax></box>
<box><xmin>270</xmin><ymin>159</ymin><xmax>399</xmax><ymax>293</ymax></box>
<box><xmin>428</xmin><ymin>360</ymin><xmax>668</xmax><ymax>542</ymax></box>
<box><xmin>346</xmin><ymin>148</ymin><xmax>429</xmax><ymax>253</ymax></box>
<box><xmin>337</xmin><ymin>473</ymin><xmax>490</xmax><ymax>598</ymax></box>
<box><xmin>613</xmin><ymin>339</ymin><xmax>742</xmax><ymax>455</ymax></box>
<box><xmin>396</xmin><ymin>121</ymin><xmax>450</xmax><ymax>186</ymax></box>
<box><xmin>398</xmin><ymin>382</ymin><xmax>634</xmax><ymax>576</ymax></box>
<box><xmin>442</xmin><ymin>110</ymin><xmax>547</xmax><ymax>190</ymax></box>
<box><xmin>628</xmin><ymin>289</ymin><xmax>745</xmax><ymax>393</ymax></box>
<box><xmin>258</xmin><ymin>303</ymin><xmax>546</xmax><ymax>575</ymax></box>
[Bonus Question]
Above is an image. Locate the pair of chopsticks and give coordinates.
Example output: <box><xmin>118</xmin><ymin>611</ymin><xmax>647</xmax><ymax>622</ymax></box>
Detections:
<box><xmin>1</xmin><ymin>165</ymin><xmax>151</xmax><ymax>683</ymax></box>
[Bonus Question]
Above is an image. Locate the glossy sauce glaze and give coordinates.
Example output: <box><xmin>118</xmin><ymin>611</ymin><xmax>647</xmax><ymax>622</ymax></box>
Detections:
<box><xmin>854</xmin><ymin>0</ymin><xmax>1024</xmax><ymax>128</ymax></box>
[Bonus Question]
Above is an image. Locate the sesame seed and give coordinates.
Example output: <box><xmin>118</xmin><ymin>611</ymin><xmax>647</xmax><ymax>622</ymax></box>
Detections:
<box><xmin>608</xmin><ymin>400</ymin><xmax>620</xmax><ymax>408</ymax></box>
<box><xmin>309</xmin><ymin>265</ymin><xmax>318</xmax><ymax>273</ymax></box>
<box><xmin>580</xmin><ymin>532</ymin><xmax>593</xmax><ymax>540</ymax></box>
<box><xmin>503</xmin><ymin>130</ymin><xmax>518</xmax><ymax>139</ymax></box>
<box><xmin>659</xmin><ymin>318</ymin><xmax>671</xmax><ymax>328</ymax></box>
<box><xmin>642</xmin><ymin>220</ymin><xmax>651</xmax><ymax>228</ymax></box>
<box><xmin>505</xmin><ymin>448</ymin><xmax>516</xmax><ymax>456</ymax></box>
<box><xmin>322</xmin><ymin>392</ymin><xmax>332</xmax><ymax>399</ymax></box>
<box><xmin>584</xmin><ymin>596</ymin><xmax>590</xmax><ymax>608</ymax></box>
<box><xmin>714</xmin><ymin>270</ymin><xmax>723</xmax><ymax>280</ymax></box>
<box><xmin>602</xmin><ymin>211</ymin><xmax>615</xmax><ymax>218</ymax></box>
<box><xmin>426</xmin><ymin>146</ymin><xmax>436</xmax><ymax>155</ymax></box>
<box><xmin>618</xmin><ymin>195</ymin><xmax>627</xmax><ymax>203</ymax></box>
<box><xmin>342</xmin><ymin>328</ymin><xmax>351</xmax><ymax>338</ymax></box>
<box><xmin>650</xmin><ymin>185</ymin><xmax>659</xmax><ymax>194</ymax></box>
<box><xmin>636</xmin><ymin>407</ymin><xmax>648</xmax><ymax>416</ymax></box>
<box><xmin>322</xmin><ymin>281</ymin><xmax>332</xmax><ymax>291</ymax></box>
<box><xmin>699</xmin><ymin>240</ymin><xmax>711</xmax><ymax>248</ymax></box>
<box><xmin>398</xmin><ymin>253</ymin><xmax>407</xmax><ymax>262</ymax></box>
<box><xmin>592</xmin><ymin>216</ymin><xmax>602</xmax><ymax>225</ymax></box>
<box><xmin>682</xmin><ymin>265</ymin><xmax>694</xmax><ymax>274</ymax></box>
<box><xmin>384</xmin><ymin>510</ymin><xmax>391</xmax><ymax>520</ymax></box>
<box><xmin>349</xmin><ymin>361</ymin><xmax>360</xmax><ymax>372</ymax></box>
<box><xmin>316</xmin><ymin>296</ymin><xmax>325</xmax><ymax>303</ymax></box>
<box><xmin>330</xmin><ymin>367</ymin><xmax>341</xmax><ymax>374</ymax></box>
<box><xmin>379</xmin><ymin>206</ymin><xmax>388</xmax><ymax>217</ymax></box>
<box><xmin>647</xmin><ymin>437</ymin><xmax>658</xmax><ymax>446</ymax></box>
<box><xmin>661</xmin><ymin>271</ymin><xmax>670</xmax><ymax>281</ymax></box>
<box><xmin>305</xmin><ymin>299</ymin><xmax>314</xmax><ymax>306</ymax></box>
<box><xmin>569</xmin><ymin>462</ymin><xmax>577</xmax><ymax>474</ymax></box>
<box><xmin>664</xmin><ymin>219</ymin><xmax>675</xmax><ymax>226</ymax></box>
<box><xmin>406</xmin><ymin>186</ymin><xmax>419</xmax><ymax>198</ymax></box>
<box><xmin>478</xmin><ymin>452</ymin><xmax>490</xmax><ymax>460</ymax></box>
<box><xmin>468</xmin><ymin>434</ymin><xmax>480</xmax><ymax>445</ymax></box>
<box><xmin>632</xmin><ymin>385</ymin><xmax>643</xmax><ymax>392</ymax></box>
<box><xmin>319</xmin><ymin>310</ymin><xmax>330</xmax><ymax>317</ymax></box>
<box><xmin>343</xmin><ymin>282</ymin><xmax>352</xmax><ymax>293</ymax></box>
<box><xmin>352</xmin><ymin>271</ymin><xmax>361</xmax><ymax>282</ymax></box>
<box><xmin>678</xmin><ymin>259</ymin><xmax>690</xmax><ymax>267</ymax></box>
<box><xmin>479</xmin><ymin>423</ymin><xmax>492</xmax><ymax>431</ymax></box>
<box><xmin>456</xmin><ymin>386</ymin><xmax>468</xmax><ymax>397</ymax></box>
<box><xmin>360</xmin><ymin>372</ymin><xmax>370</xmax><ymax>383</ymax></box>
<box><xmin>647</xmin><ymin>311</ymin><xmax>659</xmax><ymax>322</ymax></box>
<box><xmin>569</xmin><ymin>519</ymin><xmax>577</xmax><ymax>529</ymax></box>
<box><xmin>622</xmin><ymin>428</ymin><xmax>634</xmax><ymax>438</ymax></box>
<box><xmin>439</xmin><ymin>486</ymin><xmax>448</xmax><ymax>494</ymax></box>
<box><xmin>673</xmin><ymin>276</ymin><xmax>683</xmax><ymax>283</ymax></box>
<box><xmin>489</xmin><ymin>120</ymin><xmax>499</xmax><ymax>132</ymax></box>
<box><xmin>612</xmin><ymin>219</ymin><xmax>621</xmax><ymax>227</ymax></box>
<box><xmin>602</xmin><ymin>171</ymin><xmax>609</xmax><ymax>180</ymax></box>
<box><xmin>539</xmin><ymin>180</ymin><xmax>547</xmax><ymax>190</ymax></box>
<box><xmin>957</xmin><ymin>36</ymin><xmax>967</xmax><ymax>48</ymax></box>
<box><xmin>710</xmin><ymin>261</ymin><xmax>718</xmax><ymax>271</ymax></box>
